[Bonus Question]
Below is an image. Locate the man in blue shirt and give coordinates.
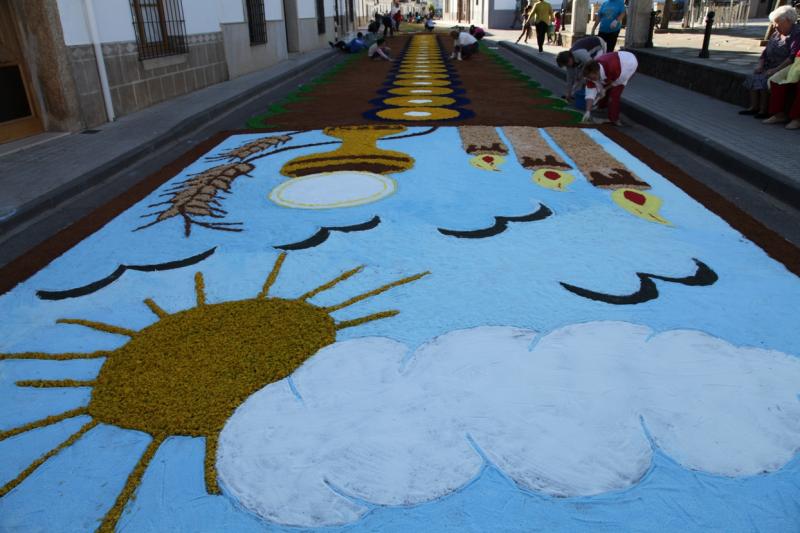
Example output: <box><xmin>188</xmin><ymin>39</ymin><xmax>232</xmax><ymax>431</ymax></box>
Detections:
<box><xmin>329</xmin><ymin>33</ymin><xmax>367</xmax><ymax>53</ymax></box>
<box><xmin>591</xmin><ymin>0</ymin><xmax>626</xmax><ymax>51</ymax></box>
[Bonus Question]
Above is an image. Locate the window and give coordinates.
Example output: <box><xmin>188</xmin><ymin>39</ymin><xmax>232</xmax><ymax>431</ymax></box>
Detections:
<box><xmin>246</xmin><ymin>0</ymin><xmax>267</xmax><ymax>44</ymax></box>
<box><xmin>316</xmin><ymin>0</ymin><xmax>326</xmax><ymax>34</ymax></box>
<box><xmin>129</xmin><ymin>0</ymin><xmax>188</xmax><ymax>60</ymax></box>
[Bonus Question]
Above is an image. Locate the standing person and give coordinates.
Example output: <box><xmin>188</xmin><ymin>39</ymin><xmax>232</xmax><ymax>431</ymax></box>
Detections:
<box><xmin>510</xmin><ymin>0</ymin><xmax>529</xmax><ymax>29</ymax></box>
<box><xmin>382</xmin><ymin>12</ymin><xmax>394</xmax><ymax>37</ymax></box>
<box><xmin>555</xmin><ymin>35</ymin><xmax>607</xmax><ymax>99</ymax></box>
<box><xmin>515</xmin><ymin>4</ymin><xmax>534</xmax><ymax>44</ymax></box>
<box><xmin>390</xmin><ymin>0</ymin><xmax>402</xmax><ymax>31</ymax></box>
<box><xmin>531</xmin><ymin>0</ymin><xmax>554</xmax><ymax>53</ymax></box>
<box><xmin>580</xmin><ymin>50</ymin><xmax>638</xmax><ymax>126</ymax></box>
<box><xmin>450</xmin><ymin>29</ymin><xmax>479</xmax><ymax>60</ymax></box>
<box><xmin>591</xmin><ymin>0</ymin><xmax>626</xmax><ymax>52</ymax></box>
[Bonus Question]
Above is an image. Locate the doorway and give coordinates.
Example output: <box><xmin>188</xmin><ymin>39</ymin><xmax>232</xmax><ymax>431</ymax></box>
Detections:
<box><xmin>0</xmin><ymin>0</ymin><xmax>43</xmax><ymax>144</ymax></box>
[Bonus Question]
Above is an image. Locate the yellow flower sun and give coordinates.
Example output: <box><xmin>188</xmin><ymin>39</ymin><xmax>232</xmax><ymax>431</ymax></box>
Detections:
<box><xmin>0</xmin><ymin>253</ymin><xmax>428</xmax><ymax>532</ymax></box>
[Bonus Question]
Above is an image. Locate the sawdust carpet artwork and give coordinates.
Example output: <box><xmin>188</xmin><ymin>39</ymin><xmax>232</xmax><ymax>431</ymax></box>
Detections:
<box><xmin>2</xmin><ymin>32</ymin><xmax>800</xmax><ymax>533</ymax></box>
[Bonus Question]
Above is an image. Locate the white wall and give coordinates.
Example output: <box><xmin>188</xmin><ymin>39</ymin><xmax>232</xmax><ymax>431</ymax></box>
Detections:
<box><xmin>57</xmin><ymin>0</ymin><xmax>136</xmax><ymax>45</ymax></box>
<box><xmin>298</xmin><ymin>0</ymin><xmax>316</xmax><ymax>18</ymax></box>
<box><xmin>57</xmin><ymin>0</ymin><xmax>286</xmax><ymax>46</ymax></box>
<box><xmin>219</xmin><ymin>0</ymin><xmax>245</xmax><ymax>22</ymax></box>
<box><xmin>494</xmin><ymin>0</ymin><xmax>515</xmax><ymax>9</ymax></box>
<box><xmin>185</xmin><ymin>0</ymin><xmax>226</xmax><ymax>33</ymax></box>
<box><xmin>266</xmin><ymin>0</ymin><xmax>284</xmax><ymax>21</ymax></box>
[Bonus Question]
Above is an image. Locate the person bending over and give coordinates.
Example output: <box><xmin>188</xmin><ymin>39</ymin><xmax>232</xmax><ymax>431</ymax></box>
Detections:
<box><xmin>469</xmin><ymin>25</ymin><xmax>486</xmax><ymax>40</ymax></box>
<box><xmin>581</xmin><ymin>50</ymin><xmax>638</xmax><ymax>126</ymax></box>
<box><xmin>450</xmin><ymin>30</ymin><xmax>479</xmax><ymax>61</ymax></box>
<box><xmin>556</xmin><ymin>35</ymin><xmax>607</xmax><ymax>100</ymax></box>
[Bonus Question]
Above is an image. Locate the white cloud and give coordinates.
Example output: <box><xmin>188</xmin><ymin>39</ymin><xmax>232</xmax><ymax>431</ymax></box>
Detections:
<box><xmin>217</xmin><ymin>323</ymin><xmax>800</xmax><ymax>527</ymax></box>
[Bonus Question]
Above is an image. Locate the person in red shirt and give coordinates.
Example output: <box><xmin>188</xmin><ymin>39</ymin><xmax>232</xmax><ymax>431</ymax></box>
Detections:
<box><xmin>581</xmin><ymin>50</ymin><xmax>638</xmax><ymax>126</ymax></box>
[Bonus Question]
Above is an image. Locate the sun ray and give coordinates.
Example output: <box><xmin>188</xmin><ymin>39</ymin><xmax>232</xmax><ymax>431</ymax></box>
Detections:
<box><xmin>298</xmin><ymin>266</ymin><xmax>364</xmax><ymax>301</ymax></box>
<box><xmin>56</xmin><ymin>319</ymin><xmax>137</xmax><ymax>338</ymax></box>
<box><xmin>324</xmin><ymin>271</ymin><xmax>430</xmax><ymax>313</ymax></box>
<box><xmin>195</xmin><ymin>272</ymin><xmax>206</xmax><ymax>306</ymax></box>
<box><xmin>0</xmin><ymin>407</ymin><xmax>89</xmax><ymax>441</ymax></box>
<box><xmin>98</xmin><ymin>433</ymin><xmax>166</xmax><ymax>533</ymax></box>
<box><xmin>0</xmin><ymin>351</ymin><xmax>109</xmax><ymax>361</ymax></box>
<box><xmin>0</xmin><ymin>419</ymin><xmax>98</xmax><ymax>498</ymax></box>
<box><xmin>16</xmin><ymin>379</ymin><xmax>96</xmax><ymax>388</ymax></box>
<box><xmin>205</xmin><ymin>434</ymin><xmax>221</xmax><ymax>495</ymax></box>
<box><xmin>335</xmin><ymin>310</ymin><xmax>400</xmax><ymax>331</ymax></box>
<box><xmin>143</xmin><ymin>298</ymin><xmax>169</xmax><ymax>319</ymax></box>
<box><xmin>257</xmin><ymin>252</ymin><xmax>288</xmax><ymax>299</ymax></box>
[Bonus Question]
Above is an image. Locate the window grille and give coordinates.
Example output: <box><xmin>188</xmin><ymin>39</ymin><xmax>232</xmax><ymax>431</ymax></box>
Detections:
<box><xmin>246</xmin><ymin>0</ymin><xmax>267</xmax><ymax>44</ymax></box>
<box><xmin>348</xmin><ymin>0</ymin><xmax>355</xmax><ymax>22</ymax></box>
<box><xmin>316</xmin><ymin>0</ymin><xmax>326</xmax><ymax>34</ymax></box>
<box><xmin>129</xmin><ymin>0</ymin><xmax>188</xmax><ymax>60</ymax></box>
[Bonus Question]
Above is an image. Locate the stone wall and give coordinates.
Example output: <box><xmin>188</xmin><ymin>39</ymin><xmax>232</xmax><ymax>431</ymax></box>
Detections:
<box><xmin>68</xmin><ymin>32</ymin><xmax>228</xmax><ymax>127</ymax></box>
<box><xmin>630</xmin><ymin>49</ymin><xmax>749</xmax><ymax>107</ymax></box>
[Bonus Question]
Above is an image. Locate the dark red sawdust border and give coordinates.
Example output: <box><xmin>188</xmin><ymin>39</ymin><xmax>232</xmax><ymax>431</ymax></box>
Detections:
<box><xmin>1</xmin><ymin>126</ymin><xmax>798</xmax><ymax>297</ymax></box>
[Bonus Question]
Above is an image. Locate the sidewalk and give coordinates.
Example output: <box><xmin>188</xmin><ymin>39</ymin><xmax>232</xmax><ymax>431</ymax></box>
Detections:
<box><xmin>0</xmin><ymin>48</ymin><xmax>335</xmax><ymax>235</ymax></box>
<box><xmin>486</xmin><ymin>28</ymin><xmax>800</xmax><ymax>209</ymax></box>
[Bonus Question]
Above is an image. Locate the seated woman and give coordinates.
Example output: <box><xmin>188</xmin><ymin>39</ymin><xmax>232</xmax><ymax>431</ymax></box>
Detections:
<box><xmin>764</xmin><ymin>49</ymin><xmax>800</xmax><ymax>130</ymax></box>
<box><xmin>739</xmin><ymin>5</ymin><xmax>799</xmax><ymax>118</ymax></box>
<box><xmin>368</xmin><ymin>38</ymin><xmax>393</xmax><ymax>61</ymax></box>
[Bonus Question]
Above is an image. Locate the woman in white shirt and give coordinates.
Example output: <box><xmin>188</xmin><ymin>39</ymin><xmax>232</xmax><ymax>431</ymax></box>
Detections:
<box><xmin>449</xmin><ymin>30</ymin><xmax>478</xmax><ymax>61</ymax></box>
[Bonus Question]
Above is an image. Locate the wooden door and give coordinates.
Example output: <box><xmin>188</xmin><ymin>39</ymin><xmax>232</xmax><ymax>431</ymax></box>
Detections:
<box><xmin>0</xmin><ymin>0</ymin><xmax>43</xmax><ymax>144</ymax></box>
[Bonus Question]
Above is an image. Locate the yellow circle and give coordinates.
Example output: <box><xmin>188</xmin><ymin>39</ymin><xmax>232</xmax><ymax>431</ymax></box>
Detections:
<box><xmin>376</xmin><ymin>107</ymin><xmax>461</xmax><ymax>120</ymax></box>
<box><xmin>388</xmin><ymin>86</ymin><xmax>454</xmax><ymax>96</ymax></box>
<box><xmin>403</xmin><ymin>60</ymin><xmax>445</xmax><ymax>66</ymax></box>
<box><xmin>399</xmin><ymin>68</ymin><xmax>448</xmax><ymax>74</ymax></box>
<box><xmin>393</xmin><ymin>79</ymin><xmax>451</xmax><ymax>87</ymax></box>
<box><xmin>383</xmin><ymin>95</ymin><xmax>456</xmax><ymax>107</ymax></box>
<box><xmin>395</xmin><ymin>73</ymin><xmax>449</xmax><ymax>80</ymax></box>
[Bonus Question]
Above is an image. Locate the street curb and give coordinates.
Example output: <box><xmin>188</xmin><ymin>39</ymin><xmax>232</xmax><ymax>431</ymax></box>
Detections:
<box><xmin>0</xmin><ymin>49</ymin><xmax>338</xmax><ymax>237</ymax></box>
<box><xmin>497</xmin><ymin>40</ymin><xmax>800</xmax><ymax>210</ymax></box>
